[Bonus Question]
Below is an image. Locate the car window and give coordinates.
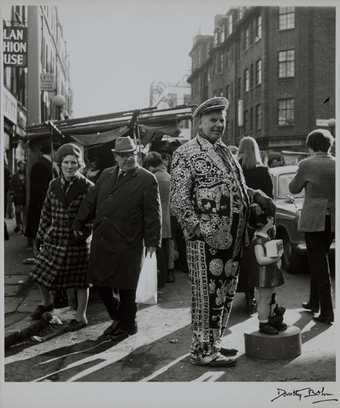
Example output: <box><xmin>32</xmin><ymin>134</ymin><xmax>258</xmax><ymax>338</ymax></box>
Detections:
<box><xmin>278</xmin><ymin>173</ymin><xmax>304</xmax><ymax>199</ymax></box>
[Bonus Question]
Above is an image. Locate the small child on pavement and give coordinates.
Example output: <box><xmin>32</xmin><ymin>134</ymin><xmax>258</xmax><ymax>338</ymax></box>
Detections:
<box><xmin>248</xmin><ymin>203</ymin><xmax>287</xmax><ymax>335</ymax></box>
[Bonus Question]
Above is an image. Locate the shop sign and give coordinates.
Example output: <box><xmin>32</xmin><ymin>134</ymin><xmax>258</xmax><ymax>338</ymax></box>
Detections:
<box><xmin>40</xmin><ymin>73</ymin><xmax>56</xmax><ymax>91</ymax></box>
<box><xmin>316</xmin><ymin>119</ymin><xmax>330</xmax><ymax>127</ymax></box>
<box><xmin>4</xmin><ymin>87</ymin><xmax>17</xmax><ymax>124</ymax></box>
<box><xmin>3</xmin><ymin>26</ymin><xmax>28</xmax><ymax>67</ymax></box>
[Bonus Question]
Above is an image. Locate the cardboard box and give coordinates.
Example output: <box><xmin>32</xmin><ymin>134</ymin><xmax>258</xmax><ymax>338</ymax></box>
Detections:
<box><xmin>265</xmin><ymin>239</ymin><xmax>284</xmax><ymax>258</ymax></box>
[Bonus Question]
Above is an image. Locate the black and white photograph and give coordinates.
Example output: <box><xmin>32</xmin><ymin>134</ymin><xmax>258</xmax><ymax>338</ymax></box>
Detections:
<box><xmin>1</xmin><ymin>0</ymin><xmax>338</xmax><ymax>407</ymax></box>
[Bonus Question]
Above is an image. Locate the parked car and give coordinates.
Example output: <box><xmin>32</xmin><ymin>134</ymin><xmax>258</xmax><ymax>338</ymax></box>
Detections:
<box><xmin>269</xmin><ymin>165</ymin><xmax>305</xmax><ymax>273</ymax></box>
<box><xmin>269</xmin><ymin>165</ymin><xmax>335</xmax><ymax>274</ymax></box>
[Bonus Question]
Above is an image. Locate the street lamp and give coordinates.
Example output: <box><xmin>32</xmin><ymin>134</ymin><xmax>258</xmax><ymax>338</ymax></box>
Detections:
<box><xmin>53</xmin><ymin>94</ymin><xmax>66</xmax><ymax>120</ymax></box>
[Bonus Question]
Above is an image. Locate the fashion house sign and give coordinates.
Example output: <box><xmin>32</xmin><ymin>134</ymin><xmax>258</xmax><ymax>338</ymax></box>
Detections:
<box><xmin>3</xmin><ymin>26</ymin><xmax>28</xmax><ymax>67</ymax></box>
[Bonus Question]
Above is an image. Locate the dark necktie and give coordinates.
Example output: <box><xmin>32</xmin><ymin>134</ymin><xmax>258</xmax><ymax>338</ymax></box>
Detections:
<box><xmin>117</xmin><ymin>171</ymin><xmax>126</xmax><ymax>182</ymax></box>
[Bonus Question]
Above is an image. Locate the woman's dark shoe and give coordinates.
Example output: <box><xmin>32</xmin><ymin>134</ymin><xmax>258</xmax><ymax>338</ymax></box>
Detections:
<box><xmin>302</xmin><ymin>302</ymin><xmax>319</xmax><ymax>313</ymax></box>
<box><xmin>259</xmin><ymin>322</ymin><xmax>279</xmax><ymax>335</ymax></box>
<box><xmin>272</xmin><ymin>322</ymin><xmax>288</xmax><ymax>331</ymax></box>
<box><xmin>313</xmin><ymin>316</ymin><xmax>333</xmax><ymax>325</ymax></box>
<box><xmin>64</xmin><ymin>319</ymin><xmax>88</xmax><ymax>332</ymax></box>
<box><xmin>31</xmin><ymin>304</ymin><xmax>54</xmax><ymax>320</ymax></box>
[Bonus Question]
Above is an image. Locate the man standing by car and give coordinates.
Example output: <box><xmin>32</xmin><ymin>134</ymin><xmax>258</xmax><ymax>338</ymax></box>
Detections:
<box><xmin>73</xmin><ymin>136</ymin><xmax>161</xmax><ymax>340</ymax></box>
<box><xmin>289</xmin><ymin>128</ymin><xmax>335</xmax><ymax>325</ymax></box>
<box><xmin>170</xmin><ymin>97</ymin><xmax>275</xmax><ymax>367</ymax></box>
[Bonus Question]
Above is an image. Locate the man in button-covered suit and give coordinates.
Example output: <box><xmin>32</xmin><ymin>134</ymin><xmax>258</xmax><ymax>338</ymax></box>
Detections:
<box><xmin>170</xmin><ymin>97</ymin><xmax>275</xmax><ymax>367</ymax></box>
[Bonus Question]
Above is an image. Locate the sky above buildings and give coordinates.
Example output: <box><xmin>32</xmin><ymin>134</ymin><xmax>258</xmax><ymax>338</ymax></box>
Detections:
<box><xmin>59</xmin><ymin>0</ymin><xmax>228</xmax><ymax>117</ymax></box>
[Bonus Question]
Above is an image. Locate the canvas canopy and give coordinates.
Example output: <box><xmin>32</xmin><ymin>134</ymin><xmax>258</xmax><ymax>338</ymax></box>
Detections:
<box><xmin>24</xmin><ymin>105</ymin><xmax>194</xmax><ymax>147</ymax></box>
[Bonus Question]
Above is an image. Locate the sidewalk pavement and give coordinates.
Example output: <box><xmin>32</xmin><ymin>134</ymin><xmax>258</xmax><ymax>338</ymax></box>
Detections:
<box><xmin>4</xmin><ymin>217</ymin><xmax>336</xmax><ymax>382</ymax></box>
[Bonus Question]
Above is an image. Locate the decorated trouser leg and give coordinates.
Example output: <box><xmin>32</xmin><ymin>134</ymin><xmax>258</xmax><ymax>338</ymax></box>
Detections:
<box><xmin>187</xmin><ymin>239</ymin><xmax>240</xmax><ymax>364</ymax></box>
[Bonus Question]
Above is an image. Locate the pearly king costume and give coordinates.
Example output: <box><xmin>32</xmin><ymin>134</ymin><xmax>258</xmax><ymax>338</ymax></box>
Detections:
<box><xmin>170</xmin><ymin>134</ymin><xmax>250</xmax><ymax>363</ymax></box>
<box><xmin>170</xmin><ymin>97</ymin><xmax>275</xmax><ymax>365</ymax></box>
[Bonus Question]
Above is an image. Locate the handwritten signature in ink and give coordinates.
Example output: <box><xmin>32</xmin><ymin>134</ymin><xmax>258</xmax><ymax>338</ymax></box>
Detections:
<box><xmin>271</xmin><ymin>386</ymin><xmax>339</xmax><ymax>404</ymax></box>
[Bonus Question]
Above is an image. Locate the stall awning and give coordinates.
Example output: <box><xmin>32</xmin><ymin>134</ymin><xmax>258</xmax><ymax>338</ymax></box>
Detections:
<box><xmin>25</xmin><ymin>105</ymin><xmax>194</xmax><ymax>147</ymax></box>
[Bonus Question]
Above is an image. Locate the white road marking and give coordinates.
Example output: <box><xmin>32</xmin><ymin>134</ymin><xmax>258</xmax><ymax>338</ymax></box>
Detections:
<box><xmin>191</xmin><ymin>371</ymin><xmax>225</xmax><ymax>382</ymax></box>
<box><xmin>138</xmin><ymin>353</ymin><xmax>190</xmax><ymax>382</ymax></box>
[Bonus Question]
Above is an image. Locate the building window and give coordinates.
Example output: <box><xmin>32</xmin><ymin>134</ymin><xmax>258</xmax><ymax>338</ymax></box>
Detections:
<box><xmin>278</xmin><ymin>49</ymin><xmax>295</xmax><ymax>78</ymax></box>
<box><xmin>225</xmin><ymin>84</ymin><xmax>230</xmax><ymax>101</ymax></box>
<box><xmin>255</xmin><ymin>104</ymin><xmax>262</xmax><ymax>130</ymax></box>
<box><xmin>216</xmin><ymin>53</ymin><xmax>223</xmax><ymax>74</ymax></box>
<box><xmin>244</xmin><ymin>69</ymin><xmax>250</xmax><ymax>92</ymax></box>
<box><xmin>214</xmin><ymin>30</ymin><xmax>219</xmax><ymax>46</ymax></box>
<box><xmin>245</xmin><ymin>27</ymin><xmax>250</xmax><ymax>49</ymax></box>
<box><xmin>221</xmin><ymin>26</ymin><xmax>225</xmax><ymax>43</ymax></box>
<box><xmin>278</xmin><ymin>98</ymin><xmax>295</xmax><ymax>126</ymax></box>
<box><xmin>255</xmin><ymin>15</ymin><xmax>262</xmax><ymax>40</ymax></box>
<box><xmin>227</xmin><ymin>14</ymin><xmax>233</xmax><ymax>36</ymax></box>
<box><xmin>255</xmin><ymin>59</ymin><xmax>262</xmax><ymax>85</ymax></box>
<box><xmin>250</xmin><ymin>107</ymin><xmax>253</xmax><ymax>131</ymax></box>
<box><xmin>238</xmin><ymin>77</ymin><xmax>242</xmax><ymax>97</ymax></box>
<box><xmin>244</xmin><ymin>110</ymin><xmax>248</xmax><ymax>131</ymax></box>
<box><xmin>279</xmin><ymin>7</ymin><xmax>295</xmax><ymax>30</ymax></box>
<box><xmin>250</xmin><ymin>64</ymin><xmax>254</xmax><ymax>89</ymax></box>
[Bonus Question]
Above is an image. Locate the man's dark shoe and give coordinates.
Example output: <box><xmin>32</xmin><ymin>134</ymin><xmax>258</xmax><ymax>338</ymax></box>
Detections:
<box><xmin>313</xmin><ymin>316</ymin><xmax>333</xmax><ymax>325</ymax></box>
<box><xmin>99</xmin><ymin>321</ymin><xmax>120</xmax><ymax>338</ymax></box>
<box><xmin>127</xmin><ymin>324</ymin><xmax>138</xmax><ymax>335</ymax></box>
<box><xmin>302</xmin><ymin>302</ymin><xmax>318</xmax><ymax>313</ymax></box>
<box><xmin>191</xmin><ymin>353</ymin><xmax>237</xmax><ymax>367</ymax></box>
<box><xmin>259</xmin><ymin>322</ymin><xmax>279</xmax><ymax>335</ymax></box>
<box><xmin>108</xmin><ymin>327</ymin><xmax>129</xmax><ymax>341</ymax></box>
<box><xmin>219</xmin><ymin>347</ymin><xmax>238</xmax><ymax>357</ymax></box>
<box><xmin>31</xmin><ymin>304</ymin><xmax>54</xmax><ymax>320</ymax></box>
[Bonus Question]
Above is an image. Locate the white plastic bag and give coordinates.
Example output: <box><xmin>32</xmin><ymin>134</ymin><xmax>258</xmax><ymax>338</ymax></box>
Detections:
<box><xmin>135</xmin><ymin>253</ymin><xmax>158</xmax><ymax>305</ymax></box>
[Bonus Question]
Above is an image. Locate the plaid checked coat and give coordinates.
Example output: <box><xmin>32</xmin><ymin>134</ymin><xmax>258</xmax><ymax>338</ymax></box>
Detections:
<box><xmin>30</xmin><ymin>173</ymin><xmax>94</xmax><ymax>289</ymax></box>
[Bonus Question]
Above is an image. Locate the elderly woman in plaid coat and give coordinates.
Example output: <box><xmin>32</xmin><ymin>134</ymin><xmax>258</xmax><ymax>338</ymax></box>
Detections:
<box><xmin>30</xmin><ymin>143</ymin><xmax>93</xmax><ymax>331</ymax></box>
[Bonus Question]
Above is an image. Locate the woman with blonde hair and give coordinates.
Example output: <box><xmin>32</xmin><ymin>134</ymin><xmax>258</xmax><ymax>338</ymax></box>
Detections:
<box><xmin>237</xmin><ymin>136</ymin><xmax>273</xmax><ymax>315</ymax></box>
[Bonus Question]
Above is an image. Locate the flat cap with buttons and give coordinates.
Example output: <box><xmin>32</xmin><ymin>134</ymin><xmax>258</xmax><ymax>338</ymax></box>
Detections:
<box><xmin>193</xmin><ymin>97</ymin><xmax>230</xmax><ymax>119</ymax></box>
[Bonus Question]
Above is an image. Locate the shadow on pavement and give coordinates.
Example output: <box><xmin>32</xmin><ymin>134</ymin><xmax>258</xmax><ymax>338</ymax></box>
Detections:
<box><xmin>5</xmin><ymin>337</ymin><xmax>127</xmax><ymax>382</ymax></box>
<box><xmin>292</xmin><ymin>311</ymin><xmax>333</xmax><ymax>343</ymax></box>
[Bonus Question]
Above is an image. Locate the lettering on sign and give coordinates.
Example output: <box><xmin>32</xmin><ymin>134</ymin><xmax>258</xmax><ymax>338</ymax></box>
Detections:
<box><xmin>40</xmin><ymin>73</ymin><xmax>56</xmax><ymax>91</ymax></box>
<box><xmin>3</xmin><ymin>26</ymin><xmax>28</xmax><ymax>67</ymax></box>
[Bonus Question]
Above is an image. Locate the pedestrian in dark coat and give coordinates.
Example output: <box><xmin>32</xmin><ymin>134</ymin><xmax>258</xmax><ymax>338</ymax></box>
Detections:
<box><xmin>289</xmin><ymin>129</ymin><xmax>335</xmax><ymax>325</ymax></box>
<box><xmin>236</xmin><ymin>136</ymin><xmax>273</xmax><ymax>315</ymax></box>
<box><xmin>25</xmin><ymin>143</ymin><xmax>58</xmax><ymax>247</ymax></box>
<box><xmin>144</xmin><ymin>151</ymin><xmax>173</xmax><ymax>287</ymax></box>
<box><xmin>73</xmin><ymin>136</ymin><xmax>162</xmax><ymax>340</ymax></box>
<box><xmin>9</xmin><ymin>161</ymin><xmax>26</xmax><ymax>233</ymax></box>
<box><xmin>30</xmin><ymin>143</ymin><xmax>93</xmax><ymax>331</ymax></box>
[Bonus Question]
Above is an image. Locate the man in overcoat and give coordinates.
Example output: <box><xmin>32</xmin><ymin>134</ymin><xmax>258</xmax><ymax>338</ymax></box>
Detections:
<box><xmin>74</xmin><ymin>136</ymin><xmax>161</xmax><ymax>340</ymax></box>
<box><xmin>170</xmin><ymin>97</ymin><xmax>275</xmax><ymax>367</ymax></box>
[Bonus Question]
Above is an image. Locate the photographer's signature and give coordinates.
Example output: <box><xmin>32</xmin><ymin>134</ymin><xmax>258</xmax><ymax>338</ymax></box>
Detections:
<box><xmin>271</xmin><ymin>386</ymin><xmax>338</xmax><ymax>404</ymax></box>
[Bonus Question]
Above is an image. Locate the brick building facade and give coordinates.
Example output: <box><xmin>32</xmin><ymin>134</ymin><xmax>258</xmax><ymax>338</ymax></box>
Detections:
<box><xmin>187</xmin><ymin>6</ymin><xmax>335</xmax><ymax>152</ymax></box>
